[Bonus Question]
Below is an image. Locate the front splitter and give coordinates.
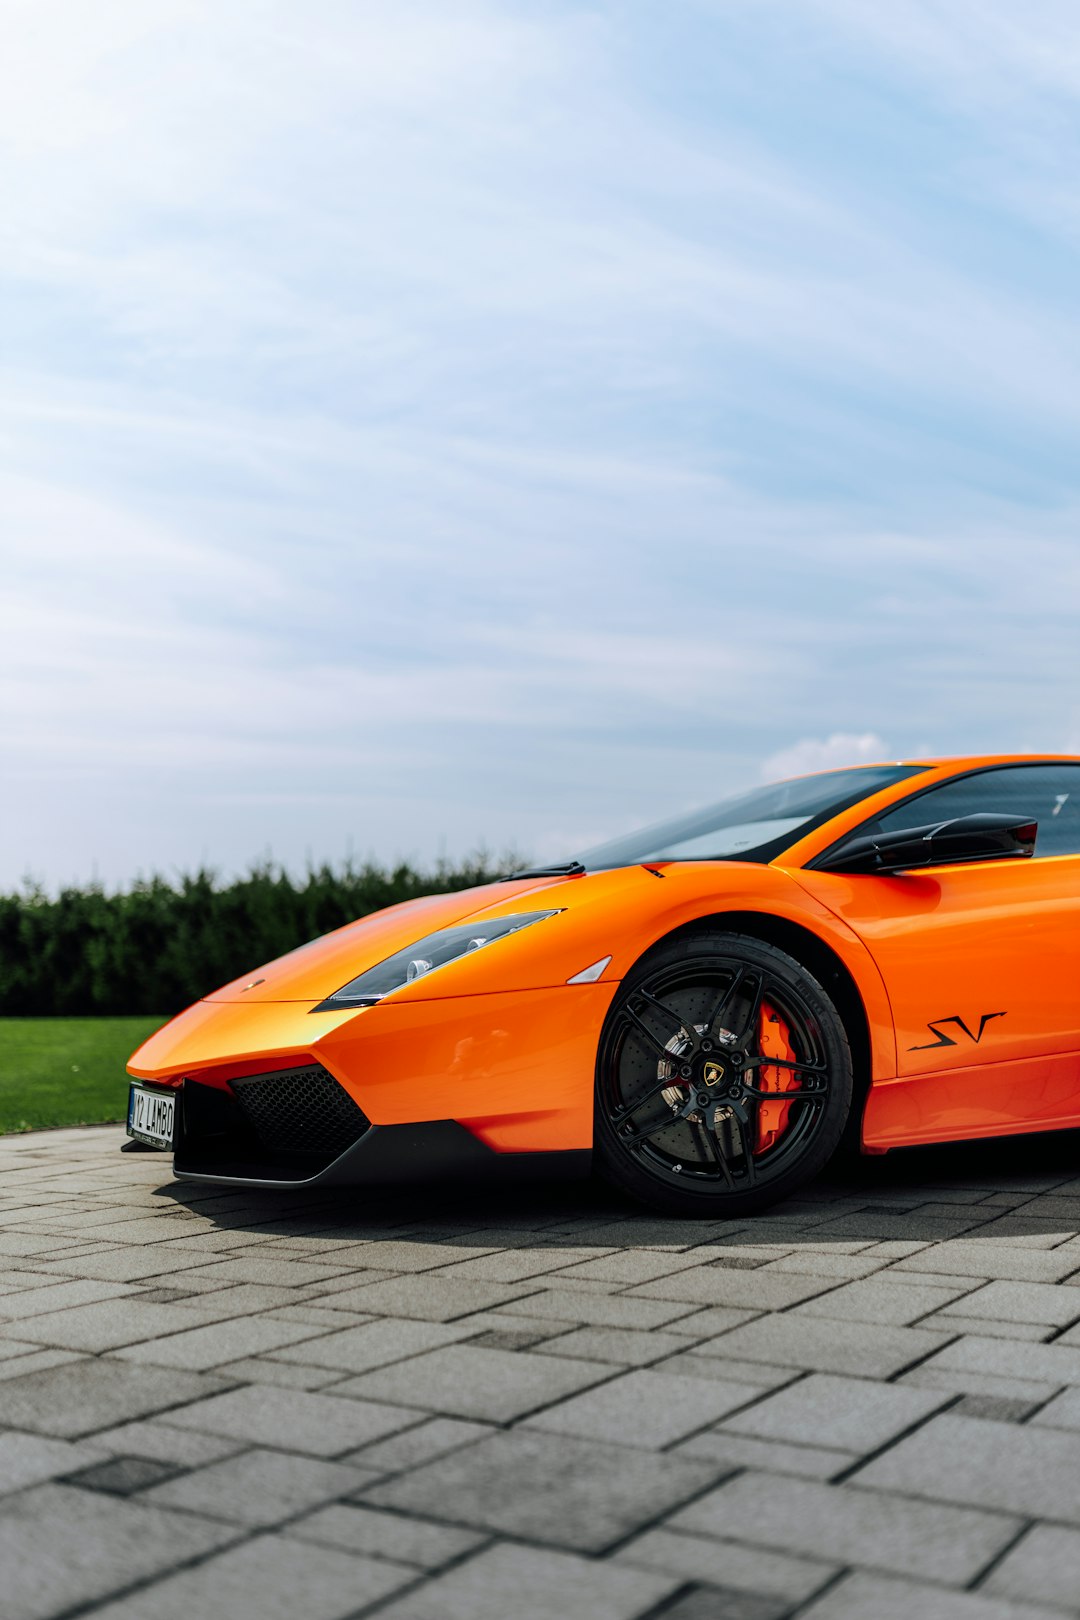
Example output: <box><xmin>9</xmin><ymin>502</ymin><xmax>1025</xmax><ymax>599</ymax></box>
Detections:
<box><xmin>171</xmin><ymin>1118</ymin><xmax>592</xmax><ymax>1190</ymax></box>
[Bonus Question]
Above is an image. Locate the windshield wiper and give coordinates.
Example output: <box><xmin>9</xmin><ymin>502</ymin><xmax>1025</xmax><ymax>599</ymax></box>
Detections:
<box><xmin>507</xmin><ymin>860</ymin><xmax>587</xmax><ymax>880</ymax></box>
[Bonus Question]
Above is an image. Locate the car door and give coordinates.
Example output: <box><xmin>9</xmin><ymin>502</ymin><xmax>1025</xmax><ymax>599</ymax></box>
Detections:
<box><xmin>792</xmin><ymin>762</ymin><xmax>1080</xmax><ymax>1143</ymax></box>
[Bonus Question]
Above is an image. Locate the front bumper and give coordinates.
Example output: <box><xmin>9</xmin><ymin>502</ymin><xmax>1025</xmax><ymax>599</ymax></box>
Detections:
<box><xmin>168</xmin><ymin>1071</ymin><xmax>590</xmax><ymax>1188</ymax></box>
<box><xmin>128</xmin><ymin>982</ymin><xmax>615</xmax><ymax>1187</ymax></box>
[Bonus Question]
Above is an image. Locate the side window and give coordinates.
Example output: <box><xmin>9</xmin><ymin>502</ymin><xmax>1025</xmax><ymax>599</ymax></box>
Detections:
<box><xmin>869</xmin><ymin>765</ymin><xmax>1080</xmax><ymax>859</ymax></box>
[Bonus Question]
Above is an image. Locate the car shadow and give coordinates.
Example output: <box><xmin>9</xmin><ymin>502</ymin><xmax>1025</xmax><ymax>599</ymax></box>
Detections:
<box><xmin>148</xmin><ymin>1126</ymin><xmax>1080</xmax><ymax>1252</ymax></box>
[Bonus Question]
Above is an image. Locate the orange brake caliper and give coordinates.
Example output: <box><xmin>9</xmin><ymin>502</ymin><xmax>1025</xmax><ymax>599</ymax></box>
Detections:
<box><xmin>754</xmin><ymin>1000</ymin><xmax>799</xmax><ymax>1153</ymax></box>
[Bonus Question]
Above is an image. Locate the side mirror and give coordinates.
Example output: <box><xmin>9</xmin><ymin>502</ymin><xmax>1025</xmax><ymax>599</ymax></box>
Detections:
<box><xmin>818</xmin><ymin>813</ymin><xmax>1038</xmax><ymax>876</ymax></box>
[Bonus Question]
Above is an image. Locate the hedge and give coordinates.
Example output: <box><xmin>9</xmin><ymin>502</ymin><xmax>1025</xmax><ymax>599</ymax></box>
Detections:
<box><xmin>0</xmin><ymin>856</ymin><xmax>515</xmax><ymax>1016</ymax></box>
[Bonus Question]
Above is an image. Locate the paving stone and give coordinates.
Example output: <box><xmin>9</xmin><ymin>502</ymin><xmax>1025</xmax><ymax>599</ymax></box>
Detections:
<box><xmin>696</xmin><ymin>1313</ymin><xmax>951</xmax><ymax>1377</ymax></box>
<box><xmin>0</xmin><ymin>1480</ymin><xmax>235</xmax><ymax>1619</ymax></box>
<box><xmin>761</xmin><ymin>1251</ymin><xmax>889</xmax><ymax>1279</ymax></box>
<box><xmin>1029</xmin><ymin>1384</ymin><xmax>1080</xmax><ymax>1432</ymax></box>
<box><xmin>343</xmin><ymin>1415</ymin><xmax>495</xmax><ymax>1471</ymax></box>
<box><xmin>0</xmin><ymin>1277</ymin><xmax>137</xmax><ymax>1318</ymax></box>
<box><xmin>287</xmin><ymin>1501</ymin><xmax>486</xmax><ymax>1567</ymax></box>
<box><xmin>65</xmin><ymin>1454</ymin><xmax>182</xmax><ymax>1495</ymax></box>
<box><xmin>112</xmin><ymin>1313</ymin><xmax>329</xmax><ymax>1368</ymax></box>
<box><xmin>660</xmin><ymin>1305</ymin><xmax>761</xmax><ymax>1337</ymax></box>
<box><xmin>629</xmin><ymin>1271</ymin><xmax>841</xmax><ymax>1311</ymax></box>
<box><xmin>498</xmin><ymin>1289</ymin><xmax>700</xmax><ymax>1329</ymax></box>
<box><xmin>952</xmin><ymin>1394</ymin><xmax>1045</xmax><ymax>1422</ymax></box>
<box><xmin>268</xmin><ymin>1316</ymin><xmax>475</xmax><ymax>1373</ymax></box>
<box><xmin>35</xmin><ymin>1245</ymin><xmax>230</xmax><ymax>1282</ymax></box>
<box><xmin>0</xmin><ymin>1233</ymin><xmax>78</xmax><ymax>1257</ymax></box>
<box><xmin>671</xmin><ymin>1469</ymin><xmax>1020</xmax><ymax>1583</ymax></box>
<box><xmin>79</xmin><ymin>1417</ymin><xmax>246</xmax><ymax>1466</ymax></box>
<box><xmin>370</xmin><ymin>1540</ymin><xmax>678</xmax><ymax>1620</ymax></box>
<box><xmin>143</xmin><ymin>1445</ymin><xmax>371</xmax><ymax>1525</ymax></box>
<box><xmin>866</xmin><ymin>1268</ymin><xmax>991</xmax><ymax>1290</ymax></box>
<box><xmin>172</xmin><ymin>1254</ymin><xmax>358</xmax><ymax>1288</ymax></box>
<box><xmin>328</xmin><ymin>1239</ymin><xmax>497</xmax><ymax>1273</ymax></box>
<box><xmin>551</xmin><ymin>1250</ymin><xmax>707</xmax><ymax>1285</ymax></box>
<box><xmin>263</xmin><ymin>1300</ymin><xmax>375</xmax><ymax>1326</ymax></box>
<box><xmin>0</xmin><ymin>1431</ymin><xmax>107</xmax><ymax>1495</ymax></box>
<box><xmin>918</xmin><ymin>1333</ymin><xmax>1080</xmax><ymax>1386</ymax></box>
<box><xmin>616</xmin><ymin>1526</ymin><xmax>837</xmax><ymax>1603</ymax></box>
<box><xmin>316</xmin><ymin>1273</ymin><xmax>540</xmax><ymax>1321</ymax></box>
<box><xmin>894</xmin><ymin>1243</ymin><xmax>1080</xmax><ymax>1283</ymax></box>
<box><xmin>673</xmin><ymin>1430</ymin><xmax>855</xmax><ymax>1479</ymax></box>
<box><xmin>88</xmin><ymin>1528</ymin><xmax>411</xmax><ymax>1620</ymax></box>
<box><xmin>467</xmin><ymin>1326</ymin><xmax>556</xmax><ymax>1350</ymax></box>
<box><xmin>654</xmin><ymin>1351</ymin><xmax>799</xmax><ymax>1389</ymax></box>
<box><xmin>798</xmin><ymin>1569</ymin><xmax>1056</xmax><ymax>1620</ymax></box>
<box><xmin>179</xmin><ymin>1282</ymin><xmax>321</xmax><ymax>1314</ymax></box>
<box><xmin>365</xmin><ymin>1428</ymin><xmax>718</xmax><ymax>1552</ymax></box>
<box><xmin>648</xmin><ymin>1589</ymin><xmax>792</xmax><ymax>1620</ymax></box>
<box><xmin>533</xmin><ymin>1325</ymin><xmax>694</xmax><ymax>1366</ymax></box>
<box><xmin>132</xmin><ymin>1285</ymin><xmax>203</xmax><ymax>1304</ymax></box>
<box><xmin>918</xmin><ymin>1314</ymin><xmax>1054</xmax><ymax>1342</ymax></box>
<box><xmin>164</xmin><ymin>1382</ymin><xmax>420</xmax><ymax>1455</ymax></box>
<box><xmin>854</xmin><ymin>1412</ymin><xmax>1080</xmax><ymax>1521</ymax></box>
<box><xmin>14</xmin><ymin>1298</ymin><xmax>212</xmax><ymax>1352</ymax></box>
<box><xmin>0</xmin><ymin>1337</ymin><xmax>59</xmax><ymax>1363</ymax></box>
<box><xmin>983</xmin><ymin>1523</ymin><xmax>1080</xmax><ymax>1611</ymax></box>
<box><xmin>807</xmin><ymin>1215</ymin><xmax>980</xmax><ymax>1243</ymax></box>
<box><xmin>696</xmin><ymin>1252</ymin><xmax>777</xmax><ymax>1271</ymax></box>
<box><xmin>935</xmin><ymin>1279</ymin><xmax>1080</xmax><ymax>1327</ymax></box>
<box><xmin>792</xmin><ymin>1276</ymin><xmax>975</xmax><ymax>1325</ymax></box>
<box><xmin>971</xmin><ymin>1216</ymin><xmax>1079</xmax><ymax>1242</ymax></box>
<box><xmin>720</xmin><ymin>1372</ymin><xmax>949</xmax><ymax>1453</ymax></box>
<box><xmin>557</xmin><ymin>1219</ymin><xmax>738</xmax><ymax>1250</ymax></box>
<box><xmin>213</xmin><ymin>1356</ymin><xmax>347</xmax><ymax>1388</ymax></box>
<box><xmin>865</xmin><ymin>1238</ymin><xmax>935</xmax><ymax>1256</ymax></box>
<box><xmin>433</xmin><ymin>1247</ymin><xmax>614</xmax><ymax>1283</ymax></box>
<box><xmin>899</xmin><ymin>1365</ymin><xmax>1061</xmax><ymax>1404</ymax></box>
<box><xmin>440</xmin><ymin>1305</ymin><xmax>570</xmax><ymax>1337</ymax></box>
<box><xmin>0</xmin><ymin>1357</ymin><xmax>233</xmax><ymax>1438</ymax></box>
<box><xmin>65</xmin><ymin>1216</ymin><xmax>213</xmax><ymax>1245</ymax></box>
<box><xmin>528</xmin><ymin>1367</ymin><xmax>763</xmax><ymax>1448</ymax></box>
<box><xmin>0</xmin><ymin>1268</ymin><xmax>79</xmax><ymax>1295</ymax></box>
<box><xmin>331</xmin><ymin>1342</ymin><xmax>613</xmax><ymax>1422</ymax></box>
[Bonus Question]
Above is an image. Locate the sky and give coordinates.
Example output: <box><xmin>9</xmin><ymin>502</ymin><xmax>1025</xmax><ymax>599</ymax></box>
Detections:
<box><xmin>3</xmin><ymin>0</ymin><xmax>1080</xmax><ymax>891</ymax></box>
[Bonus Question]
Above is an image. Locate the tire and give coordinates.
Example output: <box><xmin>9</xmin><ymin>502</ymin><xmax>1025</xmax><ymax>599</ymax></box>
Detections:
<box><xmin>594</xmin><ymin>931</ymin><xmax>853</xmax><ymax>1217</ymax></box>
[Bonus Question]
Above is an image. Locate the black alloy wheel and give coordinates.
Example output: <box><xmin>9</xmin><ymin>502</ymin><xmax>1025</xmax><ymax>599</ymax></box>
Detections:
<box><xmin>594</xmin><ymin>931</ymin><xmax>853</xmax><ymax>1216</ymax></box>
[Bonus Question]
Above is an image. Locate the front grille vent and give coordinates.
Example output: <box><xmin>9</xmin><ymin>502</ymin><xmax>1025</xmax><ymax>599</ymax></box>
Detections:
<box><xmin>229</xmin><ymin>1065</ymin><xmax>369</xmax><ymax>1157</ymax></box>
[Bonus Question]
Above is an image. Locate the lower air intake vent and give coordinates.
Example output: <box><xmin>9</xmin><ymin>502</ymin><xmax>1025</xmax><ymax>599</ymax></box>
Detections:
<box><xmin>229</xmin><ymin>1065</ymin><xmax>370</xmax><ymax>1157</ymax></box>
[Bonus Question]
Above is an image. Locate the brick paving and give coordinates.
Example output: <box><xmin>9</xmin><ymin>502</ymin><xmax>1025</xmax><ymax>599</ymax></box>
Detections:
<box><xmin>3</xmin><ymin>1127</ymin><xmax>1080</xmax><ymax>1619</ymax></box>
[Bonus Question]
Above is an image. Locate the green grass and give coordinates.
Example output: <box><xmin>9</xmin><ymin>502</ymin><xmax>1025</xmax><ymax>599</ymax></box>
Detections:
<box><xmin>0</xmin><ymin>1017</ymin><xmax>169</xmax><ymax>1134</ymax></box>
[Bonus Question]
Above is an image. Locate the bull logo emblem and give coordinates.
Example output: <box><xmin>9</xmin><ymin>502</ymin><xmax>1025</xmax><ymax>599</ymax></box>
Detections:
<box><xmin>702</xmin><ymin>1061</ymin><xmax>725</xmax><ymax>1086</ymax></box>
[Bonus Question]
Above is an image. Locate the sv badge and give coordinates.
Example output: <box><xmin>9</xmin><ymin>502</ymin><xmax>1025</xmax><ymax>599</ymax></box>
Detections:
<box><xmin>910</xmin><ymin>1012</ymin><xmax>1006</xmax><ymax>1051</ymax></box>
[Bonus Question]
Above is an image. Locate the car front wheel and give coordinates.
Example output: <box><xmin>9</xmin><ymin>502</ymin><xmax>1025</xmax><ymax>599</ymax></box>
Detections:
<box><xmin>594</xmin><ymin>931</ymin><xmax>853</xmax><ymax>1216</ymax></box>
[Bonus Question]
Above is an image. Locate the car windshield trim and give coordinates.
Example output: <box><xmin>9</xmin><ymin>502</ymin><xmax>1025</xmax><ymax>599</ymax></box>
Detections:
<box><xmin>575</xmin><ymin>765</ymin><xmax>929</xmax><ymax>871</ymax></box>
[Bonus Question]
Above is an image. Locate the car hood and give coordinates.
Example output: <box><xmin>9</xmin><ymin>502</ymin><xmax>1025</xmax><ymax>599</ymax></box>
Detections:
<box><xmin>204</xmin><ymin>877</ymin><xmax>563</xmax><ymax>1004</ymax></box>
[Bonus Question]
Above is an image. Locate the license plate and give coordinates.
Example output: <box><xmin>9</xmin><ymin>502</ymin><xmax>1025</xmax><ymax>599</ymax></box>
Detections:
<box><xmin>127</xmin><ymin>1085</ymin><xmax>176</xmax><ymax>1149</ymax></box>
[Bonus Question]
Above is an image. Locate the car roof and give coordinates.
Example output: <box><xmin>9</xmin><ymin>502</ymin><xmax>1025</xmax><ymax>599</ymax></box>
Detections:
<box><xmin>893</xmin><ymin>753</ymin><xmax>1080</xmax><ymax>770</ymax></box>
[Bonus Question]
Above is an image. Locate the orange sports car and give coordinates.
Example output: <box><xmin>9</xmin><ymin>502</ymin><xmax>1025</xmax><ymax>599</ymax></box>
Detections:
<box><xmin>126</xmin><ymin>754</ymin><xmax>1080</xmax><ymax>1215</ymax></box>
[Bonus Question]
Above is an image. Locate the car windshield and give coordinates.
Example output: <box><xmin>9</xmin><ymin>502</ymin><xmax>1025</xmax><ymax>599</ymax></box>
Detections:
<box><xmin>578</xmin><ymin>765</ymin><xmax>926</xmax><ymax>869</ymax></box>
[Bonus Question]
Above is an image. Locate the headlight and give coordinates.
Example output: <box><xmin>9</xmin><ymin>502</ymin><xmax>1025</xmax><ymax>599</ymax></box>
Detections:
<box><xmin>312</xmin><ymin>910</ymin><xmax>562</xmax><ymax>1010</ymax></box>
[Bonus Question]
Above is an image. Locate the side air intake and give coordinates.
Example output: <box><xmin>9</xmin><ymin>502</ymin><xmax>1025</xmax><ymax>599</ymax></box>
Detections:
<box><xmin>229</xmin><ymin>1064</ymin><xmax>370</xmax><ymax>1157</ymax></box>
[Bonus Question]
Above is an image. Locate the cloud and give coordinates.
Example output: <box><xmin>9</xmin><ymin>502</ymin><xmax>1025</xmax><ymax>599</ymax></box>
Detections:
<box><xmin>759</xmin><ymin>734</ymin><xmax>892</xmax><ymax>783</ymax></box>
<box><xmin>781</xmin><ymin>0</ymin><xmax>1080</xmax><ymax>108</ymax></box>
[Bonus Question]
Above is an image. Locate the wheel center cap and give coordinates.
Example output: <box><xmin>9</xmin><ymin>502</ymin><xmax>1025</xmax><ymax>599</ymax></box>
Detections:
<box><xmin>701</xmin><ymin>1060</ymin><xmax>725</xmax><ymax>1087</ymax></box>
